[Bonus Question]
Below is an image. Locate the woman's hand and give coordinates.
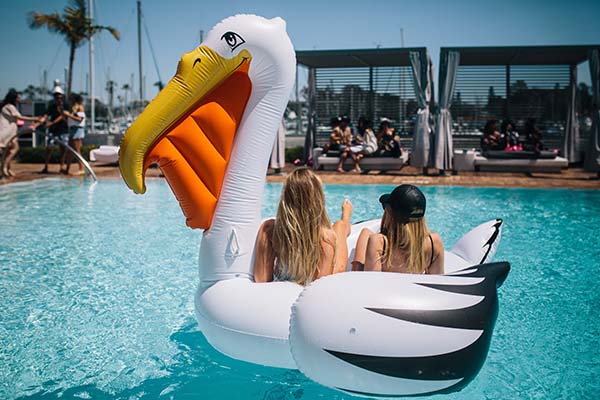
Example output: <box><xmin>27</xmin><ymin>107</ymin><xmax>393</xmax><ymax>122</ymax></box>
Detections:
<box><xmin>341</xmin><ymin>199</ymin><xmax>352</xmax><ymax>224</ymax></box>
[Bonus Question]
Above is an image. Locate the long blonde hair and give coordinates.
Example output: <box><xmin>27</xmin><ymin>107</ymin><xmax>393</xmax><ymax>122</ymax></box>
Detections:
<box><xmin>380</xmin><ymin>207</ymin><xmax>429</xmax><ymax>273</ymax></box>
<box><xmin>273</xmin><ymin>168</ymin><xmax>332</xmax><ymax>285</ymax></box>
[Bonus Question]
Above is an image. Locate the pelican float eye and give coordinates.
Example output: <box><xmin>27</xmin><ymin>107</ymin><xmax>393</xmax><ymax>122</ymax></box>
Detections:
<box><xmin>221</xmin><ymin>31</ymin><xmax>245</xmax><ymax>51</ymax></box>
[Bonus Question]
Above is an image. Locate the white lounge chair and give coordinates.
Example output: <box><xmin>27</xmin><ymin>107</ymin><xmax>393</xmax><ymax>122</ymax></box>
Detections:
<box><xmin>90</xmin><ymin>145</ymin><xmax>120</xmax><ymax>164</ymax></box>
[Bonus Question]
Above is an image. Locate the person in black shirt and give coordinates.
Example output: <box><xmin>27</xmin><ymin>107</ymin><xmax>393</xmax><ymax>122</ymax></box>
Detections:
<box><xmin>39</xmin><ymin>86</ymin><xmax>70</xmax><ymax>174</ymax></box>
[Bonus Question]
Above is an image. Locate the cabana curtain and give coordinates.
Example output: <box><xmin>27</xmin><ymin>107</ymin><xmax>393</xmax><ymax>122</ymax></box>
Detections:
<box><xmin>270</xmin><ymin>120</ymin><xmax>286</xmax><ymax>169</ymax></box>
<box><xmin>585</xmin><ymin>49</ymin><xmax>600</xmax><ymax>172</ymax></box>
<box><xmin>433</xmin><ymin>51</ymin><xmax>459</xmax><ymax>170</ymax></box>
<box><xmin>562</xmin><ymin>65</ymin><xmax>581</xmax><ymax>163</ymax></box>
<box><xmin>409</xmin><ymin>51</ymin><xmax>433</xmax><ymax>168</ymax></box>
<box><xmin>303</xmin><ymin>68</ymin><xmax>316</xmax><ymax>164</ymax></box>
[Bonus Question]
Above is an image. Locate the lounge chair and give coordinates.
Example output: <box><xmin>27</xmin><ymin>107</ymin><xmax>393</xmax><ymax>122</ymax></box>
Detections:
<box><xmin>312</xmin><ymin>147</ymin><xmax>409</xmax><ymax>172</ymax></box>
<box><xmin>90</xmin><ymin>145</ymin><xmax>120</xmax><ymax>164</ymax></box>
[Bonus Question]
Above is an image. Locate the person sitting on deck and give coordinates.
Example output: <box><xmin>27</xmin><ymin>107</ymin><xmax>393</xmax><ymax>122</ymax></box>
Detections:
<box><xmin>323</xmin><ymin>116</ymin><xmax>343</xmax><ymax>154</ymax></box>
<box><xmin>501</xmin><ymin>119</ymin><xmax>522</xmax><ymax>151</ymax></box>
<box><xmin>481</xmin><ymin>119</ymin><xmax>504</xmax><ymax>151</ymax></box>
<box><xmin>350</xmin><ymin>116</ymin><xmax>378</xmax><ymax>173</ymax></box>
<box><xmin>351</xmin><ymin>184</ymin><xmax>444</xmax><ymax>274</ymax></box>
<box><xmin>253</xmin><ymin>168</ymin><xmax>353</xmax><ymax>285</ymax></box>
<box><xmin>336</xmin><ymin>115</ymin><xmax>354</xmax><ymax>173</ymax></box>
<box><xmin>375</xmin><ymin>118</ymin><xmax>402</xmax><ymax>158</ymax></box>
<box><xmin>523</xmin><ymin>118</ymin><xmax>544</xmax><ymax>154</ymax></box>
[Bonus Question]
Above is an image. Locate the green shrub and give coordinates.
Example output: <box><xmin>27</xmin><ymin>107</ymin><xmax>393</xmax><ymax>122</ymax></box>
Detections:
<box><xmin>17</xmin><ymin>145</ymin><xmax>97</xmax><ymax>163</ymax></box>
<box><xmin>285</xmin><ymin>145</ymin><xmax>304</xmax><ymax>163</ymax></box>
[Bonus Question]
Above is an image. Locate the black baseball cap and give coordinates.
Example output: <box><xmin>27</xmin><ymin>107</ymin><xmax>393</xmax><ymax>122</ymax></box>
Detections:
<box><xmin>379</xmin><ymin>184</ymin><xmax>426</xmax><ymax>223</ymax></box>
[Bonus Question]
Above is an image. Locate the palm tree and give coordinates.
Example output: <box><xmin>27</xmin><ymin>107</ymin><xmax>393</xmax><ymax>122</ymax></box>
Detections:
<box><xmin>28</xmin><ymin>0</ymin><xmax>120</xmax><ymax>97</ymax></box>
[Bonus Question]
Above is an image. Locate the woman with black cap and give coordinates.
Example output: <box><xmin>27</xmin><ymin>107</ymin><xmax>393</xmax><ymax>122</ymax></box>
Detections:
<box><xmin>352</xmin><ymin>184</ymin><xmax>444</xmax><ymax>274</ymax></box>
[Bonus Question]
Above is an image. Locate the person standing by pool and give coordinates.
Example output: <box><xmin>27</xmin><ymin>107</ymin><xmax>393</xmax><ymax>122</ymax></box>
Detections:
<box><xmin>62</xmin><ymin>93</ymin><xmax>86</xmax><ymax>175</ymax></box>
<box><xmin>0</xmin><ymin>89</ymin><xmax>42</xmax><ymax>178</ymax></box>
<box><xmin>352</xmin><ymin>184</ymin><xmax>444</xmax><ymax>274</ymax></box>
<box><xmin>253</xmin><ymin>168</ymin><xmax>353</xmax><ymax>285</ymax></box>
<box><xmin>39</xmin><ymin>86</ymin><xmax>70</xmax><ymax>174</ymax></box>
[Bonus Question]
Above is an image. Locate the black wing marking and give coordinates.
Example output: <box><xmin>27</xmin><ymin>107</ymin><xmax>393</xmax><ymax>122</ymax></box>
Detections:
<box><xmin>325</xmin><ymin>326</ymin><xmax>493</xmax><ymax>382</ymax></box>
<box><xmin>367</xmin><ymin>262</ymin><xmax>509</xmax><ymax>330</ymax></box>
<box><xmin>480</xmin><ymin>219</ymin><xmax>502</xmax><ymax>264</ymax></box>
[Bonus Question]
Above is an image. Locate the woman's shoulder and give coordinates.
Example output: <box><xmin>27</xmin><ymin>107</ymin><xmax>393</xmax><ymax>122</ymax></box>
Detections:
<box><xmin>368</xmin><ymin>232</ymin><xmax>385</xmax><ymax>246</ymax></box>
<box><xmin>428</xmin><ymin>231</ymin><xmax>444</xmax><ymax>250</ymax></box>
<box><xmin>2</xmin><ymin>103</ymin><xmax>18</xmax><ymax>114</ymax></box>
<box><xmin>259</xmin><ymin>218</ymin><xmax>275</xmax><ymax>235</ymax></box>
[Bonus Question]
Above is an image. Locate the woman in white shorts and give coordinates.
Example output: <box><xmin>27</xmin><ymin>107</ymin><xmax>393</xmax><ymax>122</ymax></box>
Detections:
<box><xmin>63</xmin><ymin>94</ymin><xmax>86</xmax><ymax>175</ymax></box>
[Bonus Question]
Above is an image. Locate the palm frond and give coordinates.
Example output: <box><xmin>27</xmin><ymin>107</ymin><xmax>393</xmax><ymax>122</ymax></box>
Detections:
<box><xmin>28</xmin><ymin>12</ymin><xmax>69</xmax><ymax>34</ymax></box>
<box><xmin>90</xmin><ymin>25</ymin><xmax>121</xmax><ymax>41</ymax></box>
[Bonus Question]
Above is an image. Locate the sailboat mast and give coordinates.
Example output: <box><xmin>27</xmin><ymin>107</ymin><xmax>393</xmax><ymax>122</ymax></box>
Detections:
<box><xmin>89</xmin><ymin>0</ymin><xmax>95</xmax><ymax>134</ymax></box>
<box><xmin>137</xmin><ymin>0</ymin><xmax>143</xmax><ymax>102</ymax></box>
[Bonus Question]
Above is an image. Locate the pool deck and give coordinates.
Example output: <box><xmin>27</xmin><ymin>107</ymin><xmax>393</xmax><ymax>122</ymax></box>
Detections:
<box><xmin>2</xmin><ymin>162</ymin><xmax>599</xmax><ymax>189</ymax></box>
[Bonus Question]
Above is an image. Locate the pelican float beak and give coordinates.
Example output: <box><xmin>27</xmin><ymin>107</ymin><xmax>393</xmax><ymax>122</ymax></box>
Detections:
<box><xmin>119</xmin><ymin>46</ymin><xmax>251</xmax><ymax>229</ymax></box>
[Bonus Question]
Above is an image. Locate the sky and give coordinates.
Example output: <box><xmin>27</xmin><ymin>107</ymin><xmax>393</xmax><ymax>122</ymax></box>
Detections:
<box><xmin>1</xmin><ymin>0</ymin><xmax>599</xmax><ymax>103</ymax></box>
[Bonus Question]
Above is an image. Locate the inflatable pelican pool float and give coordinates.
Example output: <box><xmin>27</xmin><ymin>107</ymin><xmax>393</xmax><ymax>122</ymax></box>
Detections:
<box><xmin>120</xmin><ymin>15</ymin><xmax>510</xmax><ymax>397</ymax></box>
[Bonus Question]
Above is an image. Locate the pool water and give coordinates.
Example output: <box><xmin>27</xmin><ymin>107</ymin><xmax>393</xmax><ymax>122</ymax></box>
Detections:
<box><xmin>0</xmin><ymin>179</ymin><xmax>598</xmax><ymax>399</ymax></box>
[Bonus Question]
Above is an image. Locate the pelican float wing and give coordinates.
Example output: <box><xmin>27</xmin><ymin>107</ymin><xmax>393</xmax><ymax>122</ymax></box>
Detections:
<box><xmin>119</xmin><ymin>14</ymin><xmax>510</xmax><ymax>397</ymax></box>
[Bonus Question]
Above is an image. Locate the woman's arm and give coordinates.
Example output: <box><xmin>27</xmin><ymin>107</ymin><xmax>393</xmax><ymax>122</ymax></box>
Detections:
<box><xmin>351</xmin><ymin>228</ymin><xmax>373</xmax><ymax>271</ymax></box>
<box><xmin>427</xmin><ymin>232</ymin><xmax>445</xmax><ymax>274</ymax></box>
<box><xmin>63</xmin><ymin>110</ymin><xmax>84</xmax><ymax>122</ymax></box>
<box><xmin>19</xmin><ymin>115</ymin><xmax>41</xmax><ymax>122</ymax></box>
<box><xmin>253</xmin><ymin>219</ymin><xmax>276</xmax><ymax>282</ymax></box>
<box><xmin>7</xmin><ymin>106</ymin><xmax>40</xmax><ymax>122</ymax></box>
<box><xmin>45</xmin><ymin>115</ymin><xmax>64</xmax><ymax>128</ymax></box>
<box><xmin>364</xmin><ymin>234</ymin><xmax>384</xmax><ymax>272</ymax></box>
<box><xmin>330</xmin><ymin>199</ymin><xmax>352</xmax><ymax>274</ymax></box>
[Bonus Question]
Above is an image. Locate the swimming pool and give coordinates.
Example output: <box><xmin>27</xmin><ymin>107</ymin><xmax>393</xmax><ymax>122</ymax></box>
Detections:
<box><xmin>1</xmin><ymin>179</ymin><xmax>598</xmax><ymax>399</ymax></box>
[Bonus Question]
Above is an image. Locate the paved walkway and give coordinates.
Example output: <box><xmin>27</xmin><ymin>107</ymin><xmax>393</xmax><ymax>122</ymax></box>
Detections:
<box><xmin>1</xmin><ymin>162</ymin><xmax>599</xmax><ymax>189</ymax></box>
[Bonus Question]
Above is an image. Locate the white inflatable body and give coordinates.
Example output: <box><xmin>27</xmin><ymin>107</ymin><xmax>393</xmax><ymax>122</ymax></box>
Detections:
<box><xmin>121</xmin><ymin>15</ymin><xmax>510</xmax><ymax>398</ymax></box>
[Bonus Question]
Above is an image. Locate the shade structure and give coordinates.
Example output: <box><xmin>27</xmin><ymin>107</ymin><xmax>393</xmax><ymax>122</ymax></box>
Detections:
<box><xmin>433</xmin><ymin>51</ymin><xmax>459</xmax><ymax>170</ymax></box>
<box><xmin>296</xmin><ymin>47</ymin><xmax>427</xmax><ymax>149</ymax></box>
<box><xmin>409</xmin><ymin>51</ymin><xmax>433</xmax><ymax>169</ymax></box>
<box><xmin>443</xmin><ymin>44</ymin><xmax>600</xmax><ymax>158</ymax></box>
<box><xmin>585</xmin><ymin>49</ymin><xmax>600</xmax><ymax>172</ymax></box>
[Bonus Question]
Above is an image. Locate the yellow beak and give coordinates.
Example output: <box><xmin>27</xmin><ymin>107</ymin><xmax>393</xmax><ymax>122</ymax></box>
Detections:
<box><xmin>119</xmin><ymin>46</ymin><xmax>251</xmax><ymax>195</ymax></box>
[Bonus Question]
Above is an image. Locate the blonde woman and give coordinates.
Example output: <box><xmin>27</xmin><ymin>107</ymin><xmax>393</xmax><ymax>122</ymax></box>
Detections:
<box><xmin>63</xmin><ymin>94</ymin><xmax>86</xmax><ymax>175</ymax></box>
<box><xmin>253</xmin><ymin>168</ymin><xmax>352</xmax><ymax>285</ymax></box>
<box><xmin>352</xmin><ymin>184</ymin><xmax>444</xmax><ymax>274</ymax></box>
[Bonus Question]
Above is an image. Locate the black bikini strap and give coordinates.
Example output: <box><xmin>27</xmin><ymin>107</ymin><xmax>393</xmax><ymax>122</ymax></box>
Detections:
<box><xmin>429</xmin><ymin>234</ymin><xmax>434</xmax><ymax>267</ymax></box>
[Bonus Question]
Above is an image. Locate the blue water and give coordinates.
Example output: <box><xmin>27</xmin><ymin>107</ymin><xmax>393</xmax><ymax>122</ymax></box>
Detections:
<box><xmin>0</xmin><ymin>179</ymin><xmax>599</xmax><ymax>399</ymax></box>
